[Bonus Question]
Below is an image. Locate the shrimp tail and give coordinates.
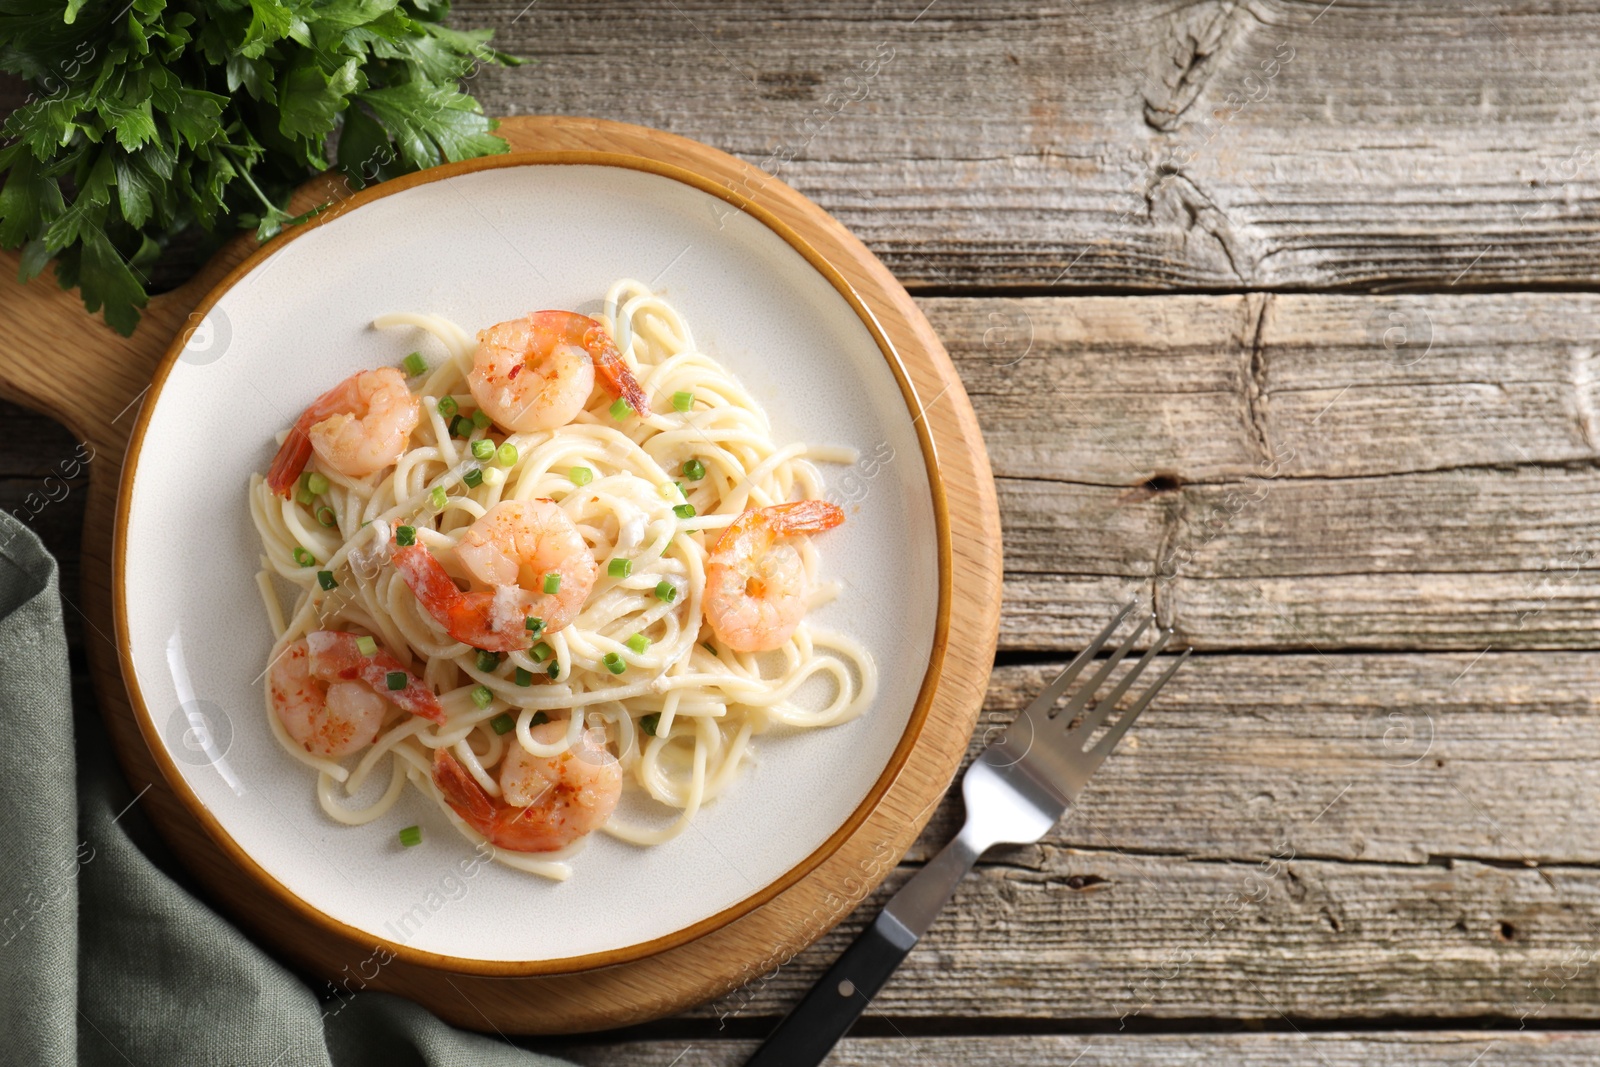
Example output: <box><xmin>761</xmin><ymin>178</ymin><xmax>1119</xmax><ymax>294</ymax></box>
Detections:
<box><xmin>583</xmin><ymin>322</ymin><xmax>650</xmax><ymax>415</ymax></box>
<box><xmin>392</xmin><ymin>542</ymin><xmax>531</xmax><ymax>653</ymax></box>
<box><xmin>433</xmin><ymin>748</ymin><xmax>566</xmax><ymax>852</ymax></box>
<box><xmin>266</xmin><ymin>428</ymin><xmax>313</xmax><ymax>498</ymax></box>
<box><xmin>265</xmin><ymin>371</ymin><xmax>381</xmax><ymax>497</ymax></box>
<box><xmin>716</xmin><ymin>500</ymin><xmax>846</xmax><ymax>552</ymax></box>
<box><xmin>364</xmin><ymin>651</ymin><xmax>444</xmax><ymax>723</ymax></box>
<box><xmin>767</xmin><ymin>499</ymin><xmax>846</xmax><ymax>534</ymax></box>
<box><xmin>392</xmin><ymin>543</ymin><xmax>464</xmax><ymax>614</ymax></box>
<box><xmin>306</xmin><ymin>630</ymin><xmax>445</xmax><ymax>724</ymax></box>
<box><xmin>433</xmin><ymin>748</ymin><xmax>497</xmax><ymax>830</ymax></box>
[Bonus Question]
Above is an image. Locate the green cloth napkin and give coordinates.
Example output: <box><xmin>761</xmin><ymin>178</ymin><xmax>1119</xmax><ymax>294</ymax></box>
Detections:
<box><xmin>0</xmin><ymin>512</ymin><xmax>574</xmax><ymax>1067</ymax></box>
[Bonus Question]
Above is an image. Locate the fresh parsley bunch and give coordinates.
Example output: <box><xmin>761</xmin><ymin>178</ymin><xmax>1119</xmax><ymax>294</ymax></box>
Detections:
<box><xmin>0</xmin><ymin>0</ymin><xmax>519</xmax><ymax>334</ymax></box>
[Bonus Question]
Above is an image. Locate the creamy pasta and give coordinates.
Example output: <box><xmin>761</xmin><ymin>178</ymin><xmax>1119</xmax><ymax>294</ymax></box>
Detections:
<box><xmin>251</xmin><ymin>279</ymin><xmax>876</xmax><ymax>879</ymax></box>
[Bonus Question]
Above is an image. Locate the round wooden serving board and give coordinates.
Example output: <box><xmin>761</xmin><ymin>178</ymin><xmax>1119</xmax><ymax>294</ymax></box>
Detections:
<box><xmin>0</xmin><ymin>117</ymin><xmax>1002</xmax><ymax>1034</ymax></box>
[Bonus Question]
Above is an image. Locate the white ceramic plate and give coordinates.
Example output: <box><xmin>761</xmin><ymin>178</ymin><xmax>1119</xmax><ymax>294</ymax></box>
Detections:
<box><xmin>117</xmin><ymin>159</ymin><xmax>942</xmax><ymax>969</ymax></box>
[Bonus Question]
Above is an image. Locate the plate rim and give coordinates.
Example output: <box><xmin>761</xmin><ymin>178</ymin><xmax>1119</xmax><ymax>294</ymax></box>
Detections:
<box><xmin>112</xmin><ymin>149</ymin><xmax>954</xmax><ymax>977</ymax></box>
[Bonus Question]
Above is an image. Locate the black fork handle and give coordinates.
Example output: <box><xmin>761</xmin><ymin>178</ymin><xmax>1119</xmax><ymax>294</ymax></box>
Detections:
<box><xmin>744</xmin><ymin>832</ymin><xmax>983</xmax><ymax>1066</ymax></box>
<box><xmin>742</xmin><ymin>910</ymin><xmax>917</xmax><ymax>1067</ymax></box>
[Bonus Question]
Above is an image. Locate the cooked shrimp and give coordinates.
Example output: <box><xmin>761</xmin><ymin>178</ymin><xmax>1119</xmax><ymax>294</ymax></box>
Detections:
<box><xmin>704</xmin><ymin>500</ymin><xmax>845</xmax><ymax>653</ymax></box>
<box><xmin>266</xmin><ymin>368</ymin><xmax>419</xmax><ymax>497</ymax></box>
<box><xmin>469</xmin><ymin>311</ymin><xmax>649</xmax><ymax>432</ymax></box>
<box><xmin>305</xmin><ymin>630</ymin><xmax>444</xmax><ymax>723</ymax></box>
<box><xmin>392</xmin><ymin>499</ymin><xmax>599</xmax><ymax>652</ymax></box>
<box><xmin>432</xmin><ymin>720</ymin><xmax>622</xmax><ymax>852</ymax></box>
<box><xmin>269</xmin><ymin>632</ymin><xmax>440</xmax><ymax>758</ymax></box>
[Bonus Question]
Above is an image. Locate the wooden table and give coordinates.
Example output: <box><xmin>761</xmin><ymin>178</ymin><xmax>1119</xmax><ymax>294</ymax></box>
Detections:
<box><xmin>9</xmin><ymin>1</ymin><xmax>1600</xmax><ymax>1063</ymax></box>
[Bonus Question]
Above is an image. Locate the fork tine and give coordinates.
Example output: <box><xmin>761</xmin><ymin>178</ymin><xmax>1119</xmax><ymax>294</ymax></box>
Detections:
<box><xmin>1087</xmin><ymin>647</ymin><xmax>1191</xmax><ymax>760</ymax></box>
<box><xmin>1068</xmin><ymin>626</ymin><xmax>1172</xmax><ymax>745</ymax></box>
<box><xmin>1052</xmin><ymin>613</ymin><xmax>1151</xmax><ymax>721</ymax></box>
<box><xmin>1018</xmin><ymin>600</ymin><xmax>1137</xmax><ymax>724</ymax></box>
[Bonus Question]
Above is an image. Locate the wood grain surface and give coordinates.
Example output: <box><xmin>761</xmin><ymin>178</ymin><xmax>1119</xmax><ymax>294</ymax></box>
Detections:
<box><xmin>456</xmin><ymin>0</ymin><xmax>1600</xmax><ymax>292</ymax></box>
<box><xmin>556</xmin><ymin>1033</ymin><xmax>1600</xmax><ymax>1066</ymax></box>
<box><xmin>935</xmin><ymin>293</ymin><xmax>1600</xmax><ymax>650</ymax></box>
<box><xmin>7</xmin><ymin>0</ymin><xmax>1600</xmax><ymax>1062</ymax></box>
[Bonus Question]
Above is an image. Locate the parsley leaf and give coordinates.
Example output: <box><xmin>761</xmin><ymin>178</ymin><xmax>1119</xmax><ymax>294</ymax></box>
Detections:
<box><xmin>0</xmin><ymin>0</ymin><xmax>519</xmax><ymax>335</ymax></box>
<box><xmin>359</xmin><ymin>80</ymin><xmax>502</xmax><ymax>170</ymax></box>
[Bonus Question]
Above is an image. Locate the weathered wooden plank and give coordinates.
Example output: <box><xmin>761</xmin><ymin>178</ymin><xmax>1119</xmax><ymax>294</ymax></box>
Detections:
<box><xmin>930</xmin><ymin>293</ymin><xmax>1600</xmax><ymax>485</ymax></box>
<box><xmin>561</xmin><ymin>1033</ymin><xmax>1600</xmax><ymax>1067</ymax></box>
<box><xmin>914</xmin><ymin>657</ymin><xmax>1600</xmax><ymax>869</ymax></box>
<box><xmin>994</xmin><ymin>469</ymin><xmax>1600</xmax><ymax>650</ymax></box>
<box><xmin>908</xmin><ymin>294</ymin><xmax>1600</xmax><ymax>650</ymax></box>
<box><xmin>1158</xmin><ymin>574</ymin><xmax>1600</xmax><ymax>653</ymax></box>
<box><xmin>458</xmin><ymin>0</ymin><xmax>1600</xmax><ymax>290</ymax></box>
<box><xmin>941</xmin><ymin>293</ymin><xmax>1268</xmax><ymax>484</ymax></box>
<box><xmin>657</xmin><ymin>849</ymin><xmax>1600</xmax><ymax>1021</ymax></box>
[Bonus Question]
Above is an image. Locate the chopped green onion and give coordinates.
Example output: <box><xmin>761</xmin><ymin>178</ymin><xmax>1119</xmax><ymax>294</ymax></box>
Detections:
<box><xmin>386</xmin><ymin>671</ymin><xmax>406</xmax><ymax>691</ymax></box>
<box><xmin>471</xmin><ymin>409</ymin><xmax>492</xmax><ymax>431</ymax></box>
<box><xmin>608</xmin><ymin>558</ymin><xmax>632</xmax><ymax>579</ymax></box>
<box><xmin>547</xmin><ymin>662</ymin><xmax>561</xmax><ymax>680</ymax></box>
<box><xmin>463</xmin><ymin>467</ymin><xmax>484</xmax><ymax>489</ymax></box>
<box><xmin>449</xmin><ymin>414</ymin><xmax>471</xmax><ymax>438</ymax></box>
<box><xmin>307</xmin><ymin>471</ymin><xmax>330</xmax><ymax>495</ymax></box>
<box><xmin>471</xmin><ymin>685</ymin><xmax>493</xmax><ymax>709</ymax></box>
<box><xmin>316</xmin><ymin>506</ymin><xmax>336</xmax><ymax>527</ymax></box>
<box><xmin>603</xmin><ymin>652</ymin><xmax>626</xmax><ymax>675</ymax></box>
<box><xmin>398</xmin><ymin>825</ymin><xmax>422</xmax><ymax>847</ymax></box>
<box><xmin>530</xmin><ymin>642</ymin><xmax>553</xmax><ymax>663</ymax></box>
<box><xmin>402</xmin><ymin>352</ymin><xmax>428</xmax><ymax>377</ymax></box>
<box><xmin>568</xmin><ymin>466</ymin><xmax>593</xmax><ymax>486</ymax></box>
<box><xmin>531</xmin><ymin>710</ymin><xmax>549</xmax><ymax>726</ymax></box>
<box><xmin>702</xmin><ymin>641</ymin><xmax>717</xmax><ymax>655</ymax></box>
<box><xmin>672</xmin><ymin>390</ymin><xmax>694</xmax><ymax>413</ymax></box>
<box><xmin>430</xmin><ymin>486</ymin><xmax>448</xmax><ymax>510</ymax></box>
<box><xmin>482</xmin><ymin>466</ymin><xmax>505</xmax><ymax>488</ymax></box>
<box><xmin>626</xmin><ymin>633</ymin><xmax>650</xmax><ymax>654</ymax></box>
<box><xmin>437</xmin><ymin>395</ymin><xmax>458</xmax><ymax>418</ymax></box>
<box><xmin>543</xmin><ymin>572</ymin><xmax>561</xmax><ymax>594</ymax></box>
<box><xmin>471</xmin><ymin>438</ymin><xmax>495</xmax><ymax>461</ymax></box>
<box><xmin>673</xmin><ymin>503</ymin><xmax>697</xmax><ymax>520</ymax></box>
<box><xmin>682</xmin><ymin>458</ymin><xmax>706</xmax><ymax>480</ymax></box>
<box><xmin>355</xmin><ymin>635</ymin><xmax>377</xmax><ymax>656</ymax></box>
<box><xmin>654</xmin><ymin>580</ymin><xmax>677</xmax><ymax>603</ymax></box>
<box><xmin>640</xmin><ymin>712</ymin><xmax>661</xmax><ymax>737</ymax></box>
<box><xmin>317</xmin><ymin>570</ymin><xmax>338</xmax><ymax>591</ymax></box>
<box><xmin>525</xmin><ymin>617</ymin><xmax>545</xmax><ymax>636</ymax></box>
<box><xmin>296</xmin><ymin>486</ymin><xmax>314</xmax><ymax>506</ymax></box>
<box><xmin>495</xmin><ymin>443</ymin><xmax>518</xmax><ymax>468</ymax></box>
<box><xmin>299</xmin><ymin>471</ymin><xmax>314</xmax><ymax>491</ymax></box>
<box><xmin>514</xmin><ymin>667</ymin><xmax>534</xmax><ymax>687</ymax></box>
<box><xmin>396</xmin><ymin>525</ymin><xmax>416</xmax><ymax>547</ymax></box>
<box><xmin>659</xmin><ymin>482</ymin><xmax>679</xmax><ymax>501</ymax></box>
<box><xmin>609</xmin><ymin>397</ymin><xmax>630</xmax><ymax>420</ymax></box>
<box><xmin>292</xmin><ymin>547</ymin><xmax>315</xmax><ymax>567</ymax></box>
<box><xmin>490</xmin><ymin>712</ymin><xmax>514</xmax><ymax>735</ymax></box>
<box><xmin>475</xmin><ymin>649</ymin><xmax>499</xmax><ymax>673</ymax></box>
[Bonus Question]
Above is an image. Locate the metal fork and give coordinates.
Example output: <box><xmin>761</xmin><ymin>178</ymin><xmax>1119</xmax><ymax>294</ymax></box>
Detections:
<box><xmin>745</xmin><ymin>601</ymin><xmax>1190</xmax><ymax>1067</ymax></box>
